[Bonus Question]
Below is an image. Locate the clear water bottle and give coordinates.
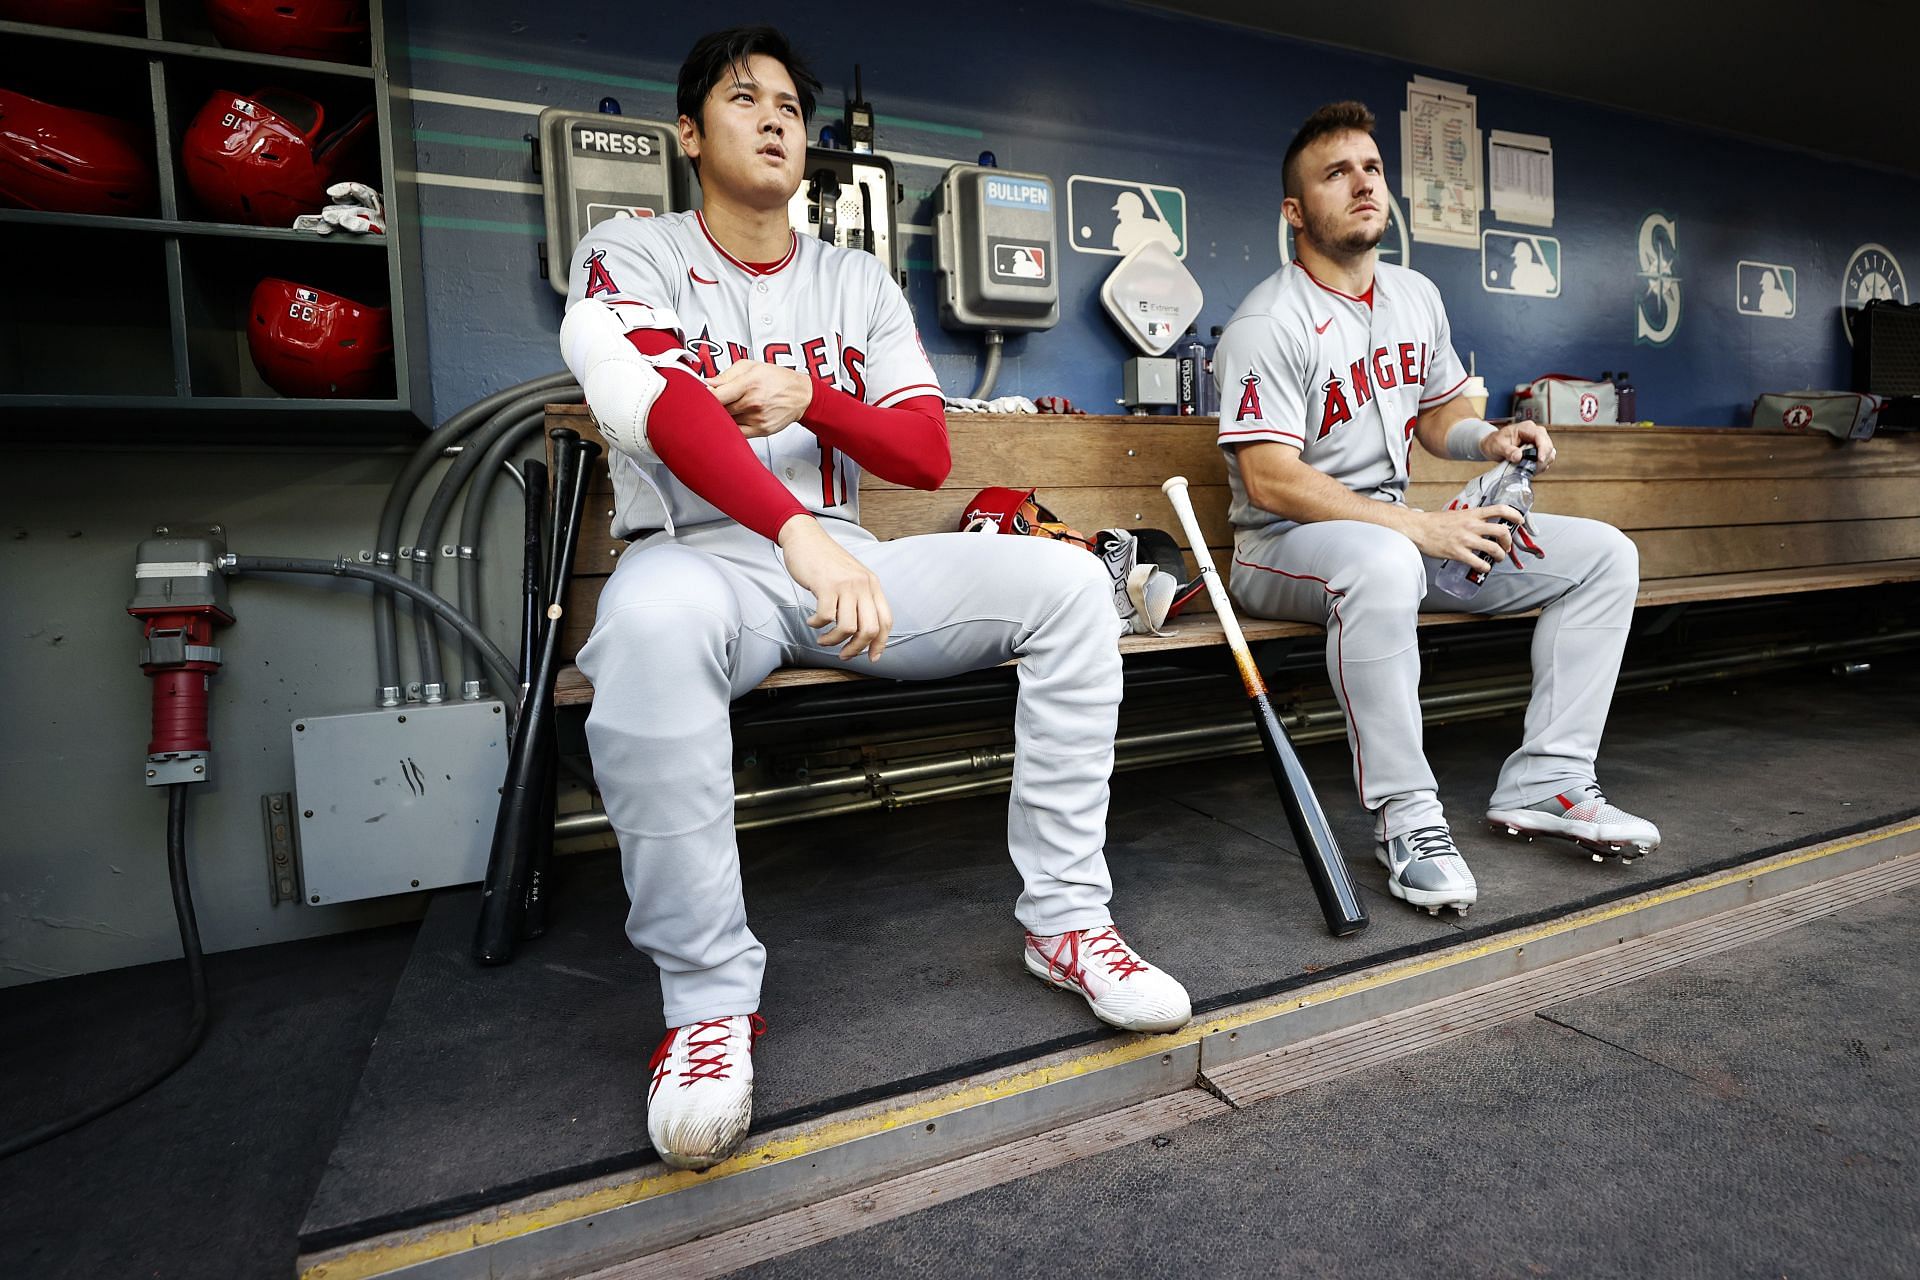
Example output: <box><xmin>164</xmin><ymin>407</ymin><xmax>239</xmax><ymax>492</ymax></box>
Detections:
<box><xmin>1175</xmin><ymin>326</ymin><xmax>1206</xmax><ymax>416</ymax></box>
<box><xmin>1201</xmin><ymin>324</ymin><xmax>1223</xmax><ymax>416</ymax></box>
<box><xmin>1433</xmin><ymin>445</ymin><xmax>1538</xmax><ymax>600</ymax></box>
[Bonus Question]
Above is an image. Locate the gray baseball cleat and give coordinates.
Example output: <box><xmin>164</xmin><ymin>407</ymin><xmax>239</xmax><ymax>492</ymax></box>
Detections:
<box><xmin>1487</xmin><ymin>784</ymin><xmax>1661</xmax><ymax>862</ymax></box>
<box><xmin>1376</xmin><ymin>826</ymin><xmax>1478</xmax><ymax>915</ymax></box>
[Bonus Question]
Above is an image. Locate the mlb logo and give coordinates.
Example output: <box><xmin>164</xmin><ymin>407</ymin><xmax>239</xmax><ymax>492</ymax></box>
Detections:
<box><xmin>231</xmin><ymin>98</ymin><xmax>255</xmax><ymax>115</ymax></box>
<box><xmin>992</xmin><ymin>243</ymin><xmax>1046</xmax><ymax>280</ymax></box>
<box><xmin>295</xmin><ymin>288</ymin><xmax>318</xmax><ymax>303</ymax></box>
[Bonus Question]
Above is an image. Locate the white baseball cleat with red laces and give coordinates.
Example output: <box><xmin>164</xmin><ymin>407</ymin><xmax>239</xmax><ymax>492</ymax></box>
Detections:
<box><xmin>1488</xmin><ymin>784</ymin><xmax>1662</xmax><ymax>861</ymax></box>
<box><xmin>646</xmin><ymin>1013</ymin><xmax>765</xmax><ymax>1171</ymax></box>
<box><xmin>1024</xmin><ymin>926</ymin><xmax>1192</xmax><ymax>1033</ymax></box>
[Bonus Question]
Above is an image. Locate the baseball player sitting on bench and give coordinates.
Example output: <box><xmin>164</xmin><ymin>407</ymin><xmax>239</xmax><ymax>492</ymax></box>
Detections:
<box><xmin>558</xmin><ymin>26</ymin><xmax>1191</xmax><ymax>1172</ymax></box>
<box><xmin>1213</xmin><ymin>101</ymin><xmax>1661</xmax><ymax>918</ymax></box>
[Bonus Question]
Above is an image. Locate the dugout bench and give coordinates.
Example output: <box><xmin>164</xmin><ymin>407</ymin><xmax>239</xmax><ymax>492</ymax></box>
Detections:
<box><xmin>548</xmin><ymin>407</ymin><xmax>1920</xmax><ymax>706</ymax></box>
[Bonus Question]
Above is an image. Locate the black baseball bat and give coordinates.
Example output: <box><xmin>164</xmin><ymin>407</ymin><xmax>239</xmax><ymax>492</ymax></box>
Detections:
<box><xmin>516</xmin><ymin>458</ymin><xmax>554</xmax><ymax>940</ymax></box>
<box><xmin>1160</xmin><ymin>476</ymin><xmax>1369</xmax><ymax>937</ymax></box>
<box><xmin>474</xmin><ymin>430</ymin><xmax>597</xmax><ymax>963</ymax></box>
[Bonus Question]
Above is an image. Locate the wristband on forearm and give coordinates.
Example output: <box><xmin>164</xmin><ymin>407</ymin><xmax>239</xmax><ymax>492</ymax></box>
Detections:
<box><xmin>1446</xmin><ymin>418</ymin><xmax>1499</xmax><ymax>461</ymax></box>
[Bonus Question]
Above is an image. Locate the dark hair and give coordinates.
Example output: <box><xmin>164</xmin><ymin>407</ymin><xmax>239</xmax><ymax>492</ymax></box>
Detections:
<box><xmin>1281</xmin><ymin>101</ymin><xmax>1377</xmax><ymax>199</ymax></box>
<box><xmin>676</xmin><ymin>26</ymin><xmax>821</xmax><ymax>133</ymax></box>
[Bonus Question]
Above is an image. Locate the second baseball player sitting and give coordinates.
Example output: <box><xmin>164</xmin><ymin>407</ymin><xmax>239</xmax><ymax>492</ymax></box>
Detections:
<box><xmin>1213</xmin><ymin>100</ymin><xmax>1661</xmax><ymax>917</ymax></box>
<box><xmin>558</xmin><ymin>26</ymin><xmax>1192</xmax><ymax>1173</ymax></box>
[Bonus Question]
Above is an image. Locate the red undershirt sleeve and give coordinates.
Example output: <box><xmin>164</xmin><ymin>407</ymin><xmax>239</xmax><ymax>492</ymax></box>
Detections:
<box><xmin>623</xmin><ymin>329</ymin><xmax>807</xmax><ymax>542</ymax></box>
<box><xmin>799</xmin><ymin>383</ymin><xmax>950</xmax><ymax>491</ymax></box>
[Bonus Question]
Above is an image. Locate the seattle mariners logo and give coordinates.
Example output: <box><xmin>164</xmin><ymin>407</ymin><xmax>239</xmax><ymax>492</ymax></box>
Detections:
<box><xmin>1635</xmin><ymin>212</ymin><xmax>1680</xmax><ymax>346</ymax></box>
<box><xmin>1841</xmin><ymin>243</ymin><xmax>1907</xmax><ymax>346</ymax></box>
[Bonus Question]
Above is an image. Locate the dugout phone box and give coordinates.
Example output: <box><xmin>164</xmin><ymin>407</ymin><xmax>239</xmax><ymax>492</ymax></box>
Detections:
<box><xmin>933</xmin><ymin>165</ymin><xmax>1060</xmax><ymax>331</ymax></box>
<box><xmin>536</xmin><ymin>108</ymin><xmax>686</xmax><ymax>295</ymax></box>
<box><xmin>788</xmin><ymin>147</ymin><xmax>904</xmax><ymax>288</ymax></box>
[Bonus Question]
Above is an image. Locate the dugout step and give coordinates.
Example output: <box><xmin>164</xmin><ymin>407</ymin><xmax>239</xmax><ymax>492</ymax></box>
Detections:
<box><xmin>297</xmin><ymin>662</ymin><xmax>1920</xmax><ymax>1277</ymax></box>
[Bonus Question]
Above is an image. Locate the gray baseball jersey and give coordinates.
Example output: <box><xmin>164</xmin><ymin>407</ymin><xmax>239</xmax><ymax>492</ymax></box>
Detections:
<box><xmin>567</xmin><ymin>210</ymin><xmax>941</xmax><ymax>538</ymax></box>
<box><xmin>1212</xmin><ymin>259</ymin><xmax>1469</xmax><ymax>531</ymax></box>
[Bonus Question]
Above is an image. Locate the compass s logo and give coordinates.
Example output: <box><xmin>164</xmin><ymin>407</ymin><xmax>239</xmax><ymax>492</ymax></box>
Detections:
<box><xmin>1842</xmin><ymin>243</ymin><xmax>1907</xmax><ymax>346</ymax></box>
<box><xmin>1634</xmin><ymin>212</ymin><xmax>1681</xmax><ymax>347</ymax></box>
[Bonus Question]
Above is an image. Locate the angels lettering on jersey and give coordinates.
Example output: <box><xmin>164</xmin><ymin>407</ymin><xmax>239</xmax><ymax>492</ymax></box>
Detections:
<box><xmin>1314</xmin><ymin>340</ymin><xmax>1434</xmax><ymax>439</ymax></box>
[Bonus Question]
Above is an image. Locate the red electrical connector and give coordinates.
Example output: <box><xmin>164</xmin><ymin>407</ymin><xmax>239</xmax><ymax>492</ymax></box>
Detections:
<box><xmin>128</xmin><ymin>525</ymin><xmax>233</xmax><ymax>786</ymax></box>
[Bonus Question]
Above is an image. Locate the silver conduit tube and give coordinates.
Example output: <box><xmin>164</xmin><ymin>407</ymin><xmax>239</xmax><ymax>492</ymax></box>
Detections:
<box><xmin>407</xmin><ymin>395</ymin><xmax>586</xmax><ymax>699</ymax></box>
<box><xmin>372</xmin><ymin>372</ymin><xmax>577</xmax><ymax>704</ymax></box>
<box><xmin>969</xmin><ymin>328</ymin><xmax>1004</xmax><ymax>400</ymax></box>
<box><xmin>550</xmin><ymin>628</ymin><xmax>1920</xmax><ymax>841</ymax></box>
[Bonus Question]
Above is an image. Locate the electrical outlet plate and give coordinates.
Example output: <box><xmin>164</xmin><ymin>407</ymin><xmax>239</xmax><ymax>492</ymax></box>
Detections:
<box><xmin>290</xmin><ymin>701</ymin><xmax>509</xmax><ymax>905</ymax></box>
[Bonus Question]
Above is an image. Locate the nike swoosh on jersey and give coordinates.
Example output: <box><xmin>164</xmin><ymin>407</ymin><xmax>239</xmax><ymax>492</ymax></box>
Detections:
<box><xmin>1314</xmin><ymin>316</ymin><xmax>1334</xmax><ymax>334</ymax></box>
<box><xmin>689</xmin><ymin>268</ymin><xmax>719</xmax><ymax>285</ymax></box>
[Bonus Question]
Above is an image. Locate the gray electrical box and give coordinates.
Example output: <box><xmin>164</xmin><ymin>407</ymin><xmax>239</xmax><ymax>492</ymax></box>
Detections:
<box><xmin>933</xmin><ymin>165</ymin><xmax>1059</xmax><ymax>331</ymax></box>
<box><xmin>290</xmin><ymin>701</ymin><xmax>509</xmax><ymax>905</ymax></box>
<box><xmin>537</xmin><ymin>108</ymin><xmax>681</xmax><ymax>295</ymax></box>
<box><xmin>788</xmin><ymin>147</ymin><xmax>902</xmax><ymax>287</ymax></box>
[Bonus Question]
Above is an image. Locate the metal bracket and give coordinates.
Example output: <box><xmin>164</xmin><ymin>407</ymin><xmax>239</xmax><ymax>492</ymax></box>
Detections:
<box><xmin>261</xmin><ymin>792</ymin><xmax>301</xmax><ymax>905</ymax></box>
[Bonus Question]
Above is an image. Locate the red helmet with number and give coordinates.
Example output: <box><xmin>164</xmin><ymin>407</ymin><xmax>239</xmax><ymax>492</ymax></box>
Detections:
<box><xmin>0</xmin><ymin>88</ymin><xmax>156</xmax><ymax>215</ymax></box>
<box><xmin>248</xmin><ymin>278</ymin><xmax>392</xmax><ymax>399</ymax></box>
<box><xmin>204</xmin><ymin>0</ymin><xmax>369</xmax><ymax>61</ymax></box>
<box><xmin>181</xmin><ymin>88</ymin><xmax>372</xmax><ymax>226</ymax></box>
<box><xmin>0</xmin><ymin>0</ymin><xmax>142</xmax><ymax>33</ymax></box>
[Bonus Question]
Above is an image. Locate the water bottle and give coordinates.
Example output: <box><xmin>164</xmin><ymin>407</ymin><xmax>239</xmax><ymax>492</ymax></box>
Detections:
<box><xmin>1615</xmin><ymin>370</ymin><xmax>1637</xmax><ymax>424</ymax></box>
<box><xmin>1201</xmin><ymin>324</ymin><xmax>1224</xmax><ymax>417</ymax></box>
<box><xmin>1175</xmin><ymin>326</ymin><xmax>1206</xmax><ymax>416</ymax></box>
<box><xmin>1433</xmin><ymin>445</ymin><xmax>1538</xmax><ymax>600</ymax></box>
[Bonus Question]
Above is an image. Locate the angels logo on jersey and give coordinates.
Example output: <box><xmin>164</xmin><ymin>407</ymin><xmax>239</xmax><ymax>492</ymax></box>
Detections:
<box><xmin>581</xmin><ymin>248</ymin><xmax>619</xmax><ymax>300</ymax></box>
<box><xmin>1235</xmin><ymin>372</ymin><xmax>1263</xmax><ymax>421</ymax></box>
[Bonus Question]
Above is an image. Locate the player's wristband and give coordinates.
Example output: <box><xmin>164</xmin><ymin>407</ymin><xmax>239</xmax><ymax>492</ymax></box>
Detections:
<box><xmin>1446</xmin><ymin>418</ymin><xmax>1499</xmax><ymax>462</ymax></box>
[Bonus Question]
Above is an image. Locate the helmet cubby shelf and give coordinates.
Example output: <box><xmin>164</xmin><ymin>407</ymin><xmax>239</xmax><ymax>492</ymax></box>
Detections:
<box><xmin>0</xmin><ymin>0</ymin><xmax>427</xmax><ymax>439</ymax></box>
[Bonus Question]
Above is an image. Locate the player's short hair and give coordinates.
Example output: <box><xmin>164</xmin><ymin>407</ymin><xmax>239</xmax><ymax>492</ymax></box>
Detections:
<box><xmin>677</xmin><ymin>26</ymin><xmax>821</xmax><ymax>139</ymax></box>
<box><xmin>1282</xmin><ymin>101</ymin><xmax>1378</xmax><ymax>200</ymax></box>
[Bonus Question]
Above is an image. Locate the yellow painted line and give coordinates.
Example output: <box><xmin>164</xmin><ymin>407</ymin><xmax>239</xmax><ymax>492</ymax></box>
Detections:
<box><xmin>302</xmin><ymin>818</ymin><xmax>1919</xmax><ymax>1280</ymax></box>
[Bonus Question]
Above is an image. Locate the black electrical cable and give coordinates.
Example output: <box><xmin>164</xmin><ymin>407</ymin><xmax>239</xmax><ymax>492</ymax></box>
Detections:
<box><xmin>0</xmin><ymin>784</ymin><xmax>208</xmax><ymax>1161</ymax></box>
<box><xmin>227</xmin><ymin>556</ymin><xmax>521</xmax><ymax>728</ymax></box>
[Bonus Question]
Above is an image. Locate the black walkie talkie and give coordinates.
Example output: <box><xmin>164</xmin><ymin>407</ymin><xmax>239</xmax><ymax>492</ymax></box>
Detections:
<box><xmin>843</xmin><ymin>64</ymin><xmax>874</xmax><ymax>154</ymax></box>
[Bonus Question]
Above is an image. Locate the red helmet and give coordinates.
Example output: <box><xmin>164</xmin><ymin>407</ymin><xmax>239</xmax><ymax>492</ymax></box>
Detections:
<box><xmin>0</xmin><ymin>88</ymin><xmax>156</xmax><ymax>215</ymax></box>
<box><xmin>204</xmin><ymin>0</ymin><xmax>368</xmax><ymax>60</ymax></box>
<box><xmin>0</xmin><ymin>0</ymin><xmax>142</xmax><ymax>33</ymax></box>
<box><xmin>958</xmin><ymin>487</ymin><xmax>1092</xmax><ymax>548</ymax></box>
<box><xmin>248</xmin><ymin>278</ymin><xmax>392</xmax><ymax>398</ymax></box>
<box><xmin>180</xmin><ymin>88</ymin><xmax>372</xmax><ymax>226</ymax></box>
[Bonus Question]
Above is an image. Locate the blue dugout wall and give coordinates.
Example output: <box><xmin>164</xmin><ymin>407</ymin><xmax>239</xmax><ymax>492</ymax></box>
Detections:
<box><xmin>400</xmin><ymin>0</ymin><xmax>1919</xmax><ymax>426</ymax></box>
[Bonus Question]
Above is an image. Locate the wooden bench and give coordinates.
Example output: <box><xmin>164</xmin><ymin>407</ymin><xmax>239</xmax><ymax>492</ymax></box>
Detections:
<box><xmin>548</xmin><ymin>407</ymin><xmax>1920</xmax><ymax>706</ymax></box>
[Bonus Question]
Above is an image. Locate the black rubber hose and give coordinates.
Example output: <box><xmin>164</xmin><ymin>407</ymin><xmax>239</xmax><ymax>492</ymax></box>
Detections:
<box><xmin>228</xmin><ymin>556</ymin><xmax>519</xmax><ymax>725</ymax></box>
<box><xmin>407</xmin><ymin>406</ymin><xmax>554</xmax><ymax>694</ymax></box>
<box><xmin>0</xmin><ymin>784</ymin><xmax>208</xmax><ymax>1161</ymax></box>
<box><xmin>373</xmin><ymin>373</ymin><xmax>576</xmax><ymax>699</ymax></box>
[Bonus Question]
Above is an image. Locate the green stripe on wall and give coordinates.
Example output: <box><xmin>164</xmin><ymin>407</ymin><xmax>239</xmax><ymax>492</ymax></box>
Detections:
<box><xmin>407</xmin><ymin>46</ymin><xmax>981</xmax><ymax>139</ymax></box>
<box><xmin>420</xmin><ymin>215</ymin><xmax>543</xmax><ymax>236</ymax></box>
<box><xmin>406</xmin><ymin>45</ymin><xmax>676</xmax><ymax>94</ymax></box>
<box><xmin>414</xmin><ymin>129</ymin><xmax>529</xmax><ymax>152</ymax></box>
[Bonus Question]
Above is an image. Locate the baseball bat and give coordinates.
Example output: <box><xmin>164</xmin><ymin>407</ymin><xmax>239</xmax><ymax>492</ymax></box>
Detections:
<box><xmin>474</xmin><ymin>430</ymin><xmax>598</xmax><ymax>964</ymax></box>
<box><xmin>1160</xmin><ymin>476</ymin><xmax>1369</xmax><ymax>937</ymax></box>
<box><xmin>517</xmin><ymin>458</ymin><xmax>554</xmax><ymax>940</ymax></box>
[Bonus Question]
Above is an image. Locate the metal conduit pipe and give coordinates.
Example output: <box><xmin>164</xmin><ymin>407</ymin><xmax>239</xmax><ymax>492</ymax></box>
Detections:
<box><xmin>549</xmin><ymin>630</ymin><xmax>1920</xmax><ymax>841</ymax></box>
<box><xmin>454</xmin><ymin>399</ymin><xmax>584</xmax><ymax>697</ymax></box>
<box><xmin>371</xmin><ymin>374</ymin><xmax>577</xmax><ymax>703</ymax></box>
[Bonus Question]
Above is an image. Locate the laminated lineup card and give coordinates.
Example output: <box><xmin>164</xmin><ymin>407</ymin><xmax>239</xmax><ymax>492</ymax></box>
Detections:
<box><xmin>1401</xmin><ymin>77</ymin><xmax>1482</xmax><ymax>249</ymax></box>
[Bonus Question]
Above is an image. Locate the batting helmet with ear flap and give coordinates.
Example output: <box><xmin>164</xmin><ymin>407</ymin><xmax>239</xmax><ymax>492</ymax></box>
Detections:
<box><xmin>248</xmin><ymin>277</ymin><xmax>392</xmax><ymax>398</ymax></box>
<box><xmin>181</xmin><ymin>88</ymin><xmax>373</xmax><ymax>226</ymax></box>
<box><xmin>0</xmin><ymin>88</ymin><xmax>156</xmax><ymax>215</ymax></box>
<box><xmin>205</xmin><ymin>0</ymin><xmax>369</xmax><ymax>60</ymax></box>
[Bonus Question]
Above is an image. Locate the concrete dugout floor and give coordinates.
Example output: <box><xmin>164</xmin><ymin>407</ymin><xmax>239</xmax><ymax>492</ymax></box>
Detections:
<box><xmin>0</xmin><ymin>660</ymin><xmax>1915</xmax><ymax>1278</ymax></box>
